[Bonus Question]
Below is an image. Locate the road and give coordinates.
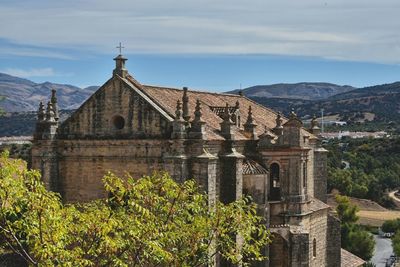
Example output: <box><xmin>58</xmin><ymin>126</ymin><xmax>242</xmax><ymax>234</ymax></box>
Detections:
<box><xmin>371</xmin><ymin>235</ymin><xmax>393</xmax><ymax>267</ymax></box>
<box><xmin>389</xmin><ymin>191</ymin><xmax>400</xmax><ymax>203</ymax></box>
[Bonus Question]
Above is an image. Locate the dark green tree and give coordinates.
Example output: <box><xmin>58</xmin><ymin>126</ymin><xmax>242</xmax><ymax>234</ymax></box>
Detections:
<box><xmin>335</xmin><ymin>195</ymin><xmax>375</xmax><ymax>261</ymax></box>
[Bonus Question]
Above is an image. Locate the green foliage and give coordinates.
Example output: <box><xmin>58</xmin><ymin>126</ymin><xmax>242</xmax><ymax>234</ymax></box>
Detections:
<box><xmin>345</xmin><ymin>228</ymin><xmax>375</xmax><ymax>260</ymax></box>
<box><xmin>335</xmin><ymin>195</ymin><xmax>359</xmax><ymax>225</ymax></box>
<box><xmin>0</xmin><ymin>152</ymin><xmax>270</xmax><ymax>266</ymax></box>
<box><xmin>0</xmin><ymin>96</ymin><xmax>5</xmax><ymax>116</ymax></box>
<box><xmin>381</xmin><ymin>219</ymin><xmax>400</xmax><ymax>233</ymax></box>
<box><xmin>392</xmin><ymin>231</ymin><xmax>400</xmax><ymax>257</ymax></box>
<box><xmin>336</xmin><ymin>195</ymin><xmax>375</xmax><ymax>261</ymax></box>
<box><xmin>326</xmin><ymin>137</ymin><xmax>400</xmax><ymax>207</ymax></box>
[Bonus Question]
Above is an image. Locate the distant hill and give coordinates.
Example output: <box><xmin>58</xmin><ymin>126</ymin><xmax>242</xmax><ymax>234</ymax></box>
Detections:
<box><xmin>250</xmin><ymin>82</ymin><xmax>400</xmax><ymax>125</ymax></box>
<box><xmin>228</xmin><ymin>82</ymin><xmax>356</xmax><ymax>100</ymax></box>
<box><xmin>0</xmin><ymin>73</ymin><xmax>99</xmax><ymax>112</ymax></box>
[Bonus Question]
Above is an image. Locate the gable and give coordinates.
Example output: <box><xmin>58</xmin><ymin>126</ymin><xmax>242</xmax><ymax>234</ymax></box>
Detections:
<box><xmin>59</xmin><ymin>76</ymin><xmax>173</xmax><ymax>139</ymax></box>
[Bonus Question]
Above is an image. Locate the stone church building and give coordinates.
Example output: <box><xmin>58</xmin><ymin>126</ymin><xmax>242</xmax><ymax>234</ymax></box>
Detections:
<box><xmin>31</xmin><ymin>54</ymin><xmax>364</xmax><ymax>266</ymax></box>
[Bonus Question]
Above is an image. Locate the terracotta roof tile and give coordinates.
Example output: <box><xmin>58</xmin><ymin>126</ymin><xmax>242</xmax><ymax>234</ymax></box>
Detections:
<box><xmin>341</xmin><ymin>249</ymin><xmax>365</xmax><ymax>267</ymax></box>
<box><xmin>138</xmin><ymin>83</ymin><xmax>281</xmax><ymax>140</ymax></box>
<box><xmin>125</xmin><ymin>76</ymin><xmax>316</xmax><ymax>141</ymax></box>
<box><xmin>242</xmin><ymin>159</ymin><xmax>269</xmax><ymax>175</ymax></box>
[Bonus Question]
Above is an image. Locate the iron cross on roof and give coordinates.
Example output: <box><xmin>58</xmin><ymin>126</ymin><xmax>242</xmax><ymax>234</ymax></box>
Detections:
<box><xmin>116</xmin><ymin>42</ymin><xmax>124</xmax><ymax>55</ymax></box>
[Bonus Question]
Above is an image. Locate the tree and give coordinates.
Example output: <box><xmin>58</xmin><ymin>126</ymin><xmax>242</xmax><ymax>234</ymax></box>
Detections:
<box><xmin>0</xmin><ymin>96</ymin><xmax>5</xmax><ymax>116</ymax></box>
<box><xmin>335</xmin><ymin>195</ymin><xmax>375</xmax><ymax>261</ymax></box>
<box><xmin>381</xmin><ymin>219</ymin><xmax>400</xmax><ymax>233</ymax></box>
<box><xmin>336</xmin><ymin>194</ymin><xmax>359</xmax><ymax>225</ymax></box>
<box><xmin>0</xmin><ymin>151</ymin><xmax>270</xmax><ymax>266</ymax></box>
<box><xmin>392</xmin><ymin>231</ymin><xmax>400</xmax><ymax>257</ymax></box>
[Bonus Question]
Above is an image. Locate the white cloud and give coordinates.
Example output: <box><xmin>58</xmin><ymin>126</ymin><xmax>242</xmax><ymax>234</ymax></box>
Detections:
<box><xmin>0</xmin><ymin>0</ymin><xmax>400</xmax><ymax>63</ymax></box>
<box><xmin>1</xmin><ymin>68</ymin><xmax>56</xmax><ymax>78</ymax></box>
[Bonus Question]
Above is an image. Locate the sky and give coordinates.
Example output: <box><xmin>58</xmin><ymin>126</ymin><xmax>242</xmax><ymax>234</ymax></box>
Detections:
<box><xmin>0</xmin><ymin>0</ymin><xmax>400</xmax><ymax>91</ymax></box>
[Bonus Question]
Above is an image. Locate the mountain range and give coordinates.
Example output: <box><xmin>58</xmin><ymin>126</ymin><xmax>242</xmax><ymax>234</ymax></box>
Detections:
<box><xmin>0</xmin><ymin>73</ymin><xmax>99</xmax><ymax>112</ymax></box>
<box><xmin>227</xmin><ymin>82</ymin><xmax>356</xmax><ymax>100</ymax></box>
<box><xmin>1</xmin><ymin>72</ymin><xmax>400</xmax><ymax>136</ymax></box>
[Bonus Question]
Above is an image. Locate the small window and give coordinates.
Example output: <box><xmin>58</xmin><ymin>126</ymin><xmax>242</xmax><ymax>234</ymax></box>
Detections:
<box><xmin>313</xmin><ymin>238</ymin><xmax>316</xmax><ymax>257</ymax></box>
<box><xmin>112</xmin><ymin>115</ymin><xmax>125</xmax><ymax>130</ymax></box>
<box><xmin>269</xmin><ymin>163</ymin><xmax>281</xmax><ymax>201</ymax></box>
<box><xmin>303</xmin><ymin>162</ymin><xmax>307</xmax><ymax>188</ymax></box>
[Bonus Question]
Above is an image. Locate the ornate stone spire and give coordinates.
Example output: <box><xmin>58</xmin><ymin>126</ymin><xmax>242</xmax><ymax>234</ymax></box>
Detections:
<box><xmin>286</xmin><ymin>108</ymin><xmax>303</xmax><ymax>127</ymax></box>
<box><xmin>37</xmin><ymin>101</ymin><xmax>45</xmax><ymax>121</ymax></box>
<box><xmin>193</xmin><ymin>99</ymin><xmax>204</xmax><ymax>123</ymax></box>
<box><xmin>273</xmin><ymin>112</ymin><xmax>284</xmax><ymax>135</ymax></box>
<box><xmin>220</xmin><ymin>103</ymin><xmax>235</xmax><ymax>139</ymax></box>
<box><xmin>244</xmin><ymin>105</ymin><xmax>257</xmax><ymax>139</ymax></box>
<box><xmin>189</xmin><ymin>99</ymin><xmax>206</xmax><ymax>139</ymax></box>
<box><xmin>175</xmin><ymin>100</ymin><xmax>184</xmax><ymax>121</ymax></box>
<box><xmin>289</xmin><ymin>108</ymin><xmax>297</xmax><ymax>120</ymax></box>
<box><xmin>235</xmin><ymin>100</ymin><xmax>240</xmax><ymax>110</ymax></box>
<box><xmin>222</xmin><ymin>103</ymin><xmax>232</xmax><ymax>123</ymax></box>
<box><xmin>310</xmin><ymin>114</ymin><xmax>321</xmax><ymax>135</ymax></box>
<box><xmin>172</xmin><ymin>100</ymin><xmax>186</xmax><ymax>139</ymax></box>
<box><xmin>45</xmin><ymin>101</ymin><xmax>55</xmax><ymax>122</ymax></box>
<box><xmin>50</xmin><ymin>89</ymin><xmax>59</xmax><ymax>121</ymax></box>
<box><xmin>182</xmin><ymin>87</ymin><xmax>190</xmax><ymax>123</ymax></box>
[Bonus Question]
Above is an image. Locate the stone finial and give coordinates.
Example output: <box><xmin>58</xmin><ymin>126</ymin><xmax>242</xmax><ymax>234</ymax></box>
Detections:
<box><xmin>276</xmin><ymin>112</ymin><xmax>283</xmax><ymax>127</ymax></box>
<box><xmin>172</xmin><ymin>99</ymin><xmax>187</xmax><ymax>139</ymax></box>
<box><xmin>45</xmin><ymin>101</ymin><xmax>55</xmax><ymax>122</ymax></box>
<box><xmin>175</xmin><ymin>100</ymin><xmax>184</xmax><ymax>121</ymax></box>
<box><xmin>220</xmin><ymin>103</ymin><xmax>235</xmax><ymax>139</ymax></box>
<box><xmin>50</xmin><ymin>89</ymin><xmax>59</xmax><ymax>121</ymax></box>
<box><xmin>310</xmin><ymin>115</ymin><xmax>321</xmax><ymax>135</ymax></box>
<box><xmin>244</xmin><ymin>105</ymin><xmax>257</xmax><ymax>139</ymax></box>
<box><xmin>189</xmin><ymin>99</ymin><xmax>206</xmax><ymax>139</ymax></box>
<box><xmin>37</xmin><ymin>101</ymin><xmax>45</xmax><ymax>121</ymax></box>
<box><xmin>289</xmin><ymin>108</ymin><xmax>297</xmax><ymax>119</ymax></box>
<box><xmin>193</xmin><ymin>99</ymin><xmax>205</xmax><ymax>123</ymax></box>
<box><xmin>113</xmin><ymin>54</ymin><xmax>128</xmax><ymax>78</ymax></box>
<box><xmin>286</xmin><ymin>108</ymin><xmax>303</xmax><ymax>127</ymax></box>
<box><xmin>235</xmin><ymin>100</ymin><xmax>240</xmax><ymax>110</ymax></box>
<box><xmin>222</xmin><ymin>103</ymin><xmax>232</xmax><ymax>123</ymax></box>
<box><xmin>245</xmin><ymin>106</ymin><xmax>254</xmax><ymax>125</ymax></box>
<box><xmin>273</xmin><ymin>112</ymin><xmax>284</xmax><ymax>135</ymax></box>
<box><xmin>182</xmin><ymin>87</ymin><xmax>190</xmax><ymax>123</ymax></box>
<box><xmin>231</xmin><ymin>100</ymin><xmax>241</xmax><ymax>127</ymax></box>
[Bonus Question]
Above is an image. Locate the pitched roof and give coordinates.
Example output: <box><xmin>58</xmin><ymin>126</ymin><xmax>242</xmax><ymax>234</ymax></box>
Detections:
<box><xmin>123</xmin><ymin>75</ymin><xmax>315</xmax><ymax>141</ymax></box>
<box><xmin>126</xmin><ymin>78</ymin><xmax>279</xmax><ymax>140</ymax></box>
<box><xmin>341</xmin><ymin>249</ymin><xmax>365</xmax><ymax>267</ymax></box>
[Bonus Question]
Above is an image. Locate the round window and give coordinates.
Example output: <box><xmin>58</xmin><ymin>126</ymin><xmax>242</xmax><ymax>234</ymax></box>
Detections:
<box><xmin>112</xmin><ymin>115</ymin><xmax>125</xmax><ymax>130</ymax></box>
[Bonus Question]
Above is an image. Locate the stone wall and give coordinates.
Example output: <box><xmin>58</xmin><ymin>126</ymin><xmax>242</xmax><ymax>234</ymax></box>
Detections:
<box><xmin>326</xmin><ymin>213</ymin><xmax>341</xmax><ymax>267</ymax></box>
<box><xmin>59</xmin><ymin>78</ymin><xmax>170</xmax><ymax>139</ymax></box>
<box><xmin>32</xmin><ymin>139</ymin><xmax>171</xmax><ymax>202</ymax></box>
<box><xmin>308</xmin><ymin>209</ymin><xmax>329</xmax><ymax>267</ymax></box>
<box><xmin>313</xmin><ymin>147</ymin><xmax>328</xmax><ymax>203</ymax></box>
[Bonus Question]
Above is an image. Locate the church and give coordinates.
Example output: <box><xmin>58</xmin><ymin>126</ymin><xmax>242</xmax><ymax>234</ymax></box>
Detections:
<box><xmin>31</xmin><ymin>53</ymin><xmax>364</xmax><ymax>266</ymax></box>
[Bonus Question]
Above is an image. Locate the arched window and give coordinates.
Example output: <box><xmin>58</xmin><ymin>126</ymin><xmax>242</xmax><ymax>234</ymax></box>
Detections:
<box><xmin>313</xmin><ymin>238</ymin><xmax>317</xmax><ymax>258</ymax></box>
<box><xmin>269</xmin><ymin>163</ymin><xmax>281</xmax><ymax>201</ymax></box>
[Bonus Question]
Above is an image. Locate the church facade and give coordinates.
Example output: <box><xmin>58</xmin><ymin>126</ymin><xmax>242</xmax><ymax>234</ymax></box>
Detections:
<box><xmin>31</xmin><ymin>54</ymin><xmax>346</xmax><ymax>266</ymax></box>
